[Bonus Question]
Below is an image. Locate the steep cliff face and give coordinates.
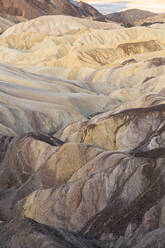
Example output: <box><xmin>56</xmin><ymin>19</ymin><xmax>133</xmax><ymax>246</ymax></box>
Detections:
<box><xmin>78</xmin><ymin>1</ymin><xmax>101</xmax><ymax>17</ymax></box>
<box><xmin>0</xmin><ymin>0</ymin><xmax>102</xmax><ymax>19</ymax></box>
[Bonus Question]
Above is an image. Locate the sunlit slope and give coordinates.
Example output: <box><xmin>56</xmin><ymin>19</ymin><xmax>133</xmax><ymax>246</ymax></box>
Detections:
<box><xmin>0</xmin><ymin>15</ymin><xmax>165</xmax><ymax>136</ymax></box>
<box><xmin>1</xmin><ymin>15</ymin><xmax>121</xmax><ymax>37</ymax></box>
<box><xmin>0</xmin><ymin>15</ymin><xmax>165</xmax><ymax>74</ymax></box>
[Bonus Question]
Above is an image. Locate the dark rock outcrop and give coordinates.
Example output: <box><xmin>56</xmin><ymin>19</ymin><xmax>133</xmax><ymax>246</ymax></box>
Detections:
<box><xmin>78</xmin><ymin>1</ymin><xmax>101</xmax><ymax>17</ymax></box>
<box><xmin>0</xmin><ymin>0</ymin><xmax>102</xmax><ymax>19</ymax></box>
<box><xmin>1</xmin><ymin>104</ymin><xmax>165</xmax><ymax>247</ymax></box>
<box><xmin>133</xmin><ymin>13</ymin><xmax>165</xmax><ymax>26</ymax></box>
<box><xmin>106</xmin><ymin>8</ymin><xmax>157</xmax><ymax>27</ymax></box>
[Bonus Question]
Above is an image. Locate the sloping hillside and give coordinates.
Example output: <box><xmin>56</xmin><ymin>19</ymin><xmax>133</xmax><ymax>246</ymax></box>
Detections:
<box><xmin>0</xmin><ymin>0</ymin><xmax>102</xmax><ymax>19</ymax></box>
<box><xmin>106</xmin><ymin>8</ymin><xmax>157</xmax><ymax>26</ymax></box>
<box><xmin>1</xmin><ymin>12</ymin><xmax>165</xmax><ymax>248</ymax></box>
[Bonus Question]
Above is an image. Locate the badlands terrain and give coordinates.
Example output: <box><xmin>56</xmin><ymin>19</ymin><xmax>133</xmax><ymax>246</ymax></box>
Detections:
<box><xmin>1</xmin><ymin>1</ymin><xmax>165</xmax><ymax>248</ymax></box>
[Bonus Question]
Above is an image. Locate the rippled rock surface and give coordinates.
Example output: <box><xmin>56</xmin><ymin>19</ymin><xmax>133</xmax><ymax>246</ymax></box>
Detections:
<box><xmin>1</xmin><ymin>12</ymin><xmax>165</xmax><ymax>248</ymax></box>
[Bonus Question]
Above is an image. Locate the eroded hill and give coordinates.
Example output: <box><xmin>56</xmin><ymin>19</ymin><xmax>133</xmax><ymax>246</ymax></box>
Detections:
<box><xmin>106</xmin><ymin>8</ymin><xmax>157</xmax><ymax>27</ymax></box>
<box><xmin>0</xmin><ymin>13</ymin><xmax>165</xmax><ymax>248</ymax></box>
<box><xmin>0</xmin><ymin>0</ymin><xmax>102</xmax><ymax>19</ymax></box>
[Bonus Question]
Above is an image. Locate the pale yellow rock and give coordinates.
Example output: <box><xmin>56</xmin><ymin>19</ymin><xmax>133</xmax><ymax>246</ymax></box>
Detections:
<box><xmin>1</xmin><ymin>22</ymin><xmax>165</xmax><ymax>72</ymax></box>
<box><xmin>1</xmin><ymin>16</ymin><xmax>165</xmax><ymax>138</ymax></box>
<box><xmin>43</xmin><ymin>142</ymin><xmax>103</xmax><ymax>187</ymax></box>
<box><xmin>1</xmin><ymin>15</ymin><xmax>122</xmax><ymax>38</ymax></box>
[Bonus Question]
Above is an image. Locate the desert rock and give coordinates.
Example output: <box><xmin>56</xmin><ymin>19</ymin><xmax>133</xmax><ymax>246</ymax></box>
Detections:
<box><xmin>0</xmin><ymin>0</ymin><xmax>102</xmax><ymax>19</ymax></box>
<box><xmin>1</xmin><ymin>11</ymin><xmax>165</xmax><ymax>248</ymax></box>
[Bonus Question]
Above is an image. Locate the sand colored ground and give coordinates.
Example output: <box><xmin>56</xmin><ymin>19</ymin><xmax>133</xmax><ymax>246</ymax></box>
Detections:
<box><xmin>0</xmin><ymin>15</ymin><xmax>165</xmax><ymax>73</ymax></box>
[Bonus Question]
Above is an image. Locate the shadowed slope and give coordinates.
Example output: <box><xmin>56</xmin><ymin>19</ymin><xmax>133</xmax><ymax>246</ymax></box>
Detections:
<box><xmin>0</xmin><ymin>0</ymin><xmax>102</xmax><ymax>19</ymax></box>
<box><xmin>106</xmin><ymin>8</ymin><xmax>157</xmax><ymax>27</ymax></box>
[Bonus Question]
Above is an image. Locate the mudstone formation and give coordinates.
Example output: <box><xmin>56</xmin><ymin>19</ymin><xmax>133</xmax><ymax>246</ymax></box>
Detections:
<box><xmin>0</xmin><ymin>1</ymin><xmax>165</xmax><ymax>248</ymax></box>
